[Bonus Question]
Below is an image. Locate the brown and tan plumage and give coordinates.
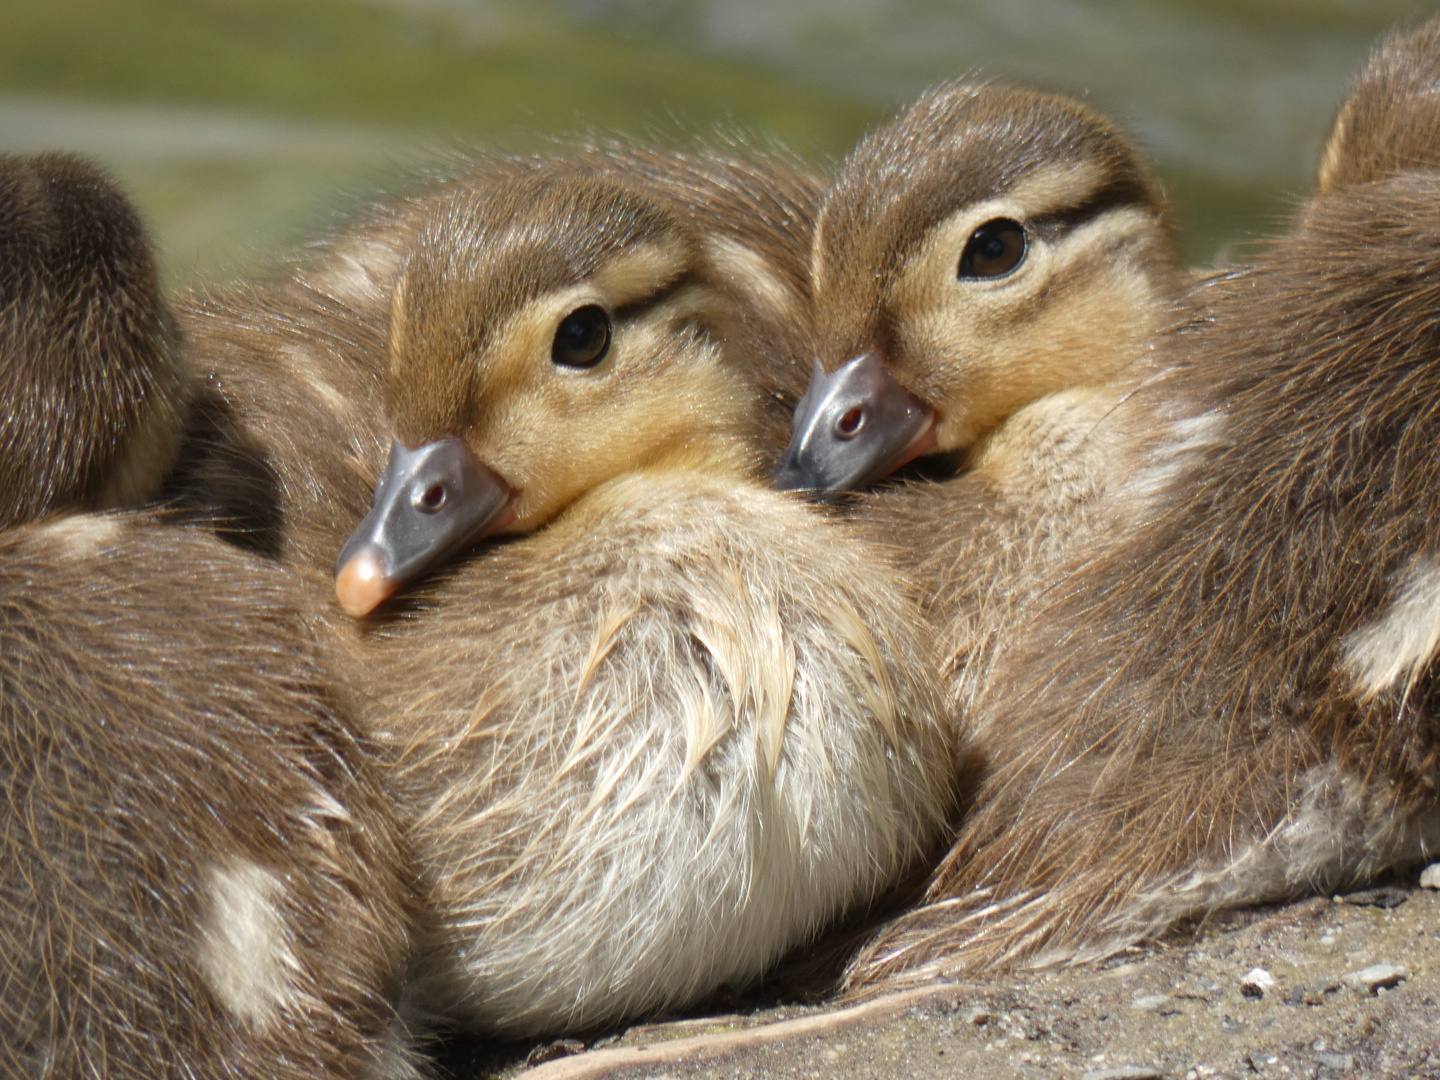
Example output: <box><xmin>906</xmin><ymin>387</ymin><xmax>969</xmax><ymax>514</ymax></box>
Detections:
<box><xmin>0</xmin><ymin>154</ymin><xmax>186</xmax><ymax>525</ymax></box>
<box><xmin>173</xmin><ymin>139</ymin><xmax>823</xmax><ymax>574</ymax></box>
<box><xmin>843</xmin><ymin>18</ymin><xmax>1440</xmax><ymax>988</ymax></box>
<box><xmin>1</xmin><ymin>516</ymin><xmax>422</xmax><ymax>1080</ymax></box>
<box><xmin>780</xmin><ymin>83</ymin><xmax>1183</xmax><ymax>719</ymax></box>
<box><xmin>335</xmin><ymin>163</ymin><xmax>959</xmax><ymax>1036</ymax></box>
<box><xmin>0</xmin><ymin>160</ymin><xmax>422</xmax><ymax>1078</ymax></box>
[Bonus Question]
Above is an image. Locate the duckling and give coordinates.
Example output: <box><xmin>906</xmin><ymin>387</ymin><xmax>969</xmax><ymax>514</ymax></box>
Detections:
<box><xmin>0</xmin><ymin>154</ymin><xmax>186</xmax><ymax>524</ymax></box>
<box><xmin>326</xmin><ymin>163</ymin><xmax>959</xmax><ymax>1036</ymax></box>
<box><xmin>0</xmin><ymin>165</ymin><xmax>421</xmax><ymax>1077</ymax></box>
<box><xmin>842</xmin><ymin>15</ymin><xmax>1440</xmax><ymax>987</ymax></box>
<box><xmin>173</xmin><ymin>139</ymin><xmax>822</xmax><ymax>572</ymax></box>
<box><xmin>776</xmin><ymin>84</ymin><xmax>1182</xmax><ymax>719</ymax></box>
<box><xmin>1</xmin><ymin>516</ymin><xmax>423</xmax><ymax>1079</ymax></box>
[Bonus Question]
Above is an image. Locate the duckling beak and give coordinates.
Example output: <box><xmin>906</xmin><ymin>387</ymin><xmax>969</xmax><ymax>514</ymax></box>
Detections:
<box><xmin>774</xmin><ymin>353</ymin><xmax>937</xmax><ymax>492</ymax></box>
<box><xmin>334</xmin><ymin>438</ymin><xmax>515</xmax><ymax>618</ymax></box>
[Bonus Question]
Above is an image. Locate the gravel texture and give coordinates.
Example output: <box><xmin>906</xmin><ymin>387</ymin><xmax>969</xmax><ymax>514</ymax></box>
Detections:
<box><xmin>453</xmin><ymin>877</ymin><xmax>1440</xmax><ymax>1080</ymax></box>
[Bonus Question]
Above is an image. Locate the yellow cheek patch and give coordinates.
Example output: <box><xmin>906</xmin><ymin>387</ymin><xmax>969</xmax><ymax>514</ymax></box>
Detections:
<box><xmin>889</xmin><ymin>201</ymin><xmax>1167</xmax><ymax>449</ymax></box>
<box><xmin>464</xmin><ymin>275</ymin><xmax>747</xmax><ymax>533</ymax></box>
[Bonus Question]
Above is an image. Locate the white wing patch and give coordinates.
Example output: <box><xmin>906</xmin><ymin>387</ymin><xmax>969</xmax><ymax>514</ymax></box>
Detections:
<box><xmin>39</xmin><ymin>513</ymin><xmax>123</xmax><ymax>558</ymax></box>
<box><xmin>1341</xmin><ymin>553</ymin><xmax>1440</xmax><ymax>700</ymax></box>
<box><xmin>196</xmin><ymin>860</ymin><xmax>303</xmax><ymax>1029</ymax></box>
<box><xmin>1121</xmin><ymin>407</ymin><xmax>1226</xmax><ymax>505</ymax></box>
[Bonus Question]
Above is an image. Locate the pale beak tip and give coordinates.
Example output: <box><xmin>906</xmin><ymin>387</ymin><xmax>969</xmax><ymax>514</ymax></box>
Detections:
<box><xmin>335</xmin><ymin>549</ymin><xmax>394</xmax><ymax>619</ymax></box>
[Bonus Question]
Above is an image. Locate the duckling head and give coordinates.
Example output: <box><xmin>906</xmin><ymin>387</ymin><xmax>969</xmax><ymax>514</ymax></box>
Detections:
<box><xmin>1316</xmin><ymin>15</ymin><xmax>1440</xmax><ymax>194</ymax></box>
<box><xmin>777</xmin><ymin>83</ymin><xmax>1178</xmax><ymax>492</ymax></box>
<box><xmin>335</xmin><ymin>168</ymin><xmax>757</xmax><ymax>616</ymax></box>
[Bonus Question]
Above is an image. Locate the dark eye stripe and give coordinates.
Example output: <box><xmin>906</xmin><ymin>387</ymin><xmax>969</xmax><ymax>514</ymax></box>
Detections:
<box><xmin>1027</xmin><ymin>172</ymin><xmax>1157</xmax><ymax>239</ymax></box>
<box><xmin>548</xmin><ymin>269</ymin><xmax>706</xmax><ymax>371</ymax></box>
<box><xmin>609</xmin><ymin>269</ymin><xmax>699</xmax><ymax>321</ymax></box>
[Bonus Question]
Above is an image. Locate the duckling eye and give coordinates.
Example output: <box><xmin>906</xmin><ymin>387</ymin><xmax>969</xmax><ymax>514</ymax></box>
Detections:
<box><xmin>552</xmin><ymin>304</ymin><xmax>612</xmax><ymax>368</ymax></box>
<box><xmin>958</xmin><ymin>218</ymin><xmax>1026</xmax><ymax>280</ymax></box>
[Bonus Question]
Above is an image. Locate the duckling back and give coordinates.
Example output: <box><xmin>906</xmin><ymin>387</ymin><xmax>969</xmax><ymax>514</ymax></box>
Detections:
<box><xmin>1317</xmin><ymin>15</ymin><xmax>1440</xmax><ymax>194</ymax></box>
<box><xmin>0</xmin><ymin>155</ymin><xmax>186</xmax><ymax>525</ymax></box>
<box><xmin>0</xmin><ymin>515</ymin><xmax>420</xmax><ymax>1079</ymax></box>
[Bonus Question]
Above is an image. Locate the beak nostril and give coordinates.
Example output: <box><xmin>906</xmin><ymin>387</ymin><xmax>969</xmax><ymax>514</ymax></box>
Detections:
<box><xmin>417</xmin><ymin>483</ymin><xmax>447</xmax><ymax>512</ymax></box>
<box><xmin>836</xmin><ymin>407</ymin><xmax>865</xmax><ymax>439</ymax></box>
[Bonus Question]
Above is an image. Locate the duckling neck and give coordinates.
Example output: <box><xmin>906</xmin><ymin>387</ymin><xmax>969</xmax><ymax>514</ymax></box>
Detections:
<box><xmin>636</xmin><ymin>431</ymin><xmax>758</xmax><ymax>482</ymax></box>
<box><xmin>560</xmin><ymin>432</ymin><xmax>760</xmax><ymax>529</ymax></box>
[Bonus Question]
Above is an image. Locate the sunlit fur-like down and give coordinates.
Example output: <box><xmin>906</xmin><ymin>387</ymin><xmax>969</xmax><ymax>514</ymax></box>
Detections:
<box><xmin>354</xmin><ymin>164</ymin><xmax>957</xmax><ymax>1035</ymax></box>
<box><xmin>0</xmin><ymin>515</ymin><xmax>421</xmax><ymax>1080</ymax></box>
<box><xmin>176</xmin><ymin>149</ymin><xmax>958</xmax><ymax>1036</ymax></box>
<box><xmin>0</xmin><ymin>154</ymin><xmax>186</xmax><ymax>525</ymax></box>
<box><xmin>1315</xmin><ymin>15</ymin><xmax>1440</xmax><ymax>197</ymax></box>
<box><xmin>373</xmin><ymin>471</ymin><xmax>955</xmax><ymax>1035</ymax></box>
<box><xmin>0</xmin><ymin>160</ymin><xmax>422</xmax><ymax>1079</ymax></box>
<box><xmin>803</xmin><ymin>83</ymin><xmax>1182</xmax><ymax>722</ymax></box>
<box><xmin>842</xmin><ymin>18</ymin><xmax>1440</xmax><ymax>988</ymax></box>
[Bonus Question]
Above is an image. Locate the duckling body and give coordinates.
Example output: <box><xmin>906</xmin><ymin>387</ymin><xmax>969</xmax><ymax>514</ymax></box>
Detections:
<box><xmin>842</xmin><ymin>18</ymin><xmax>1440</xmax><ymax>986</ymax></box>
<box><xmin>345</xmin><ymin>163</ymin><xmax>956</xmax><ymax>1035</ymax></box>
<box><xmin>373</xmin><ymin>471</ymin><xmax>952</xmax><ymax>1034</ymax></box>
<box><xmin>780</xmin><ymin>84</ymin><xmax>1181</xmax><ymax>717</ymax></box>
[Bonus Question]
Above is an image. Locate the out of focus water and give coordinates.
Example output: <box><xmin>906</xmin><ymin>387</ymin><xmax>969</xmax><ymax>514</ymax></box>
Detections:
<box><xmin>2</xmin><ymin>0</ymin><xmax>1433</xmax><ymax>279</ymax></box>
<box><xmin>546</xmin><ymin>0</ymin><xmax>1437</xmax><ymax>257</ymax></box>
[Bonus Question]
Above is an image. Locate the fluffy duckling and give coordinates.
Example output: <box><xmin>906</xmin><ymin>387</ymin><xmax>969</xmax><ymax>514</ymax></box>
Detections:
<box><xmin>330</xmin><ymin>164</ymin><xmax>959</xmax><ymax>1036</ymax></box>
<box><xmin>843</xmin><ymin>16</ymin><xmax>1440</xmax><ymax>987</ymax></box>
<box><xmin>777</xmin><ymin>84</ymin><xmax>1182</xmax><ymax>718</ymax></box>
<box><xmin>173</xmin><ymin>140</ymin><xmax>821</xmax><ymax>573</ymax></box>
<box><xmin>0</xmin><ymin>515</ymin><xmax>421</xmax><ymax>1079</ymax></box>
<box><xmin>0</xmin><ymin>154</ymin><xmax>186</xmax><ymax>524</ymax></box>
<box><xmin>0</xmin><ymin>164</ymin><xmax>421</xmax><ymax>1077</ymax></box>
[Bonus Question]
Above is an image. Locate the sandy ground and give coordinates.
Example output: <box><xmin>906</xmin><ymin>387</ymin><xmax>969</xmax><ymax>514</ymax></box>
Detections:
<box><xmin>451</xmin><ymin>876</ymin><xmax>1440</xmax><ymax>1080</ymax></box>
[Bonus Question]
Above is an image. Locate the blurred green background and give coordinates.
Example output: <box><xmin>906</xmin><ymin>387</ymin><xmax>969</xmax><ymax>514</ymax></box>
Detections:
<box><xmin>1</xmin><ymin>0</ymin><xmax>1434</xmax><ymax>285</ymax></box>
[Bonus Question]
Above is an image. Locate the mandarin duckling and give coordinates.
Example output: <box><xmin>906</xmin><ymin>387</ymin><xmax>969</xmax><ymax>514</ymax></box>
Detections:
<box><xmin>777</xmin><ymin>84</ymin><xmax>1182</xmax><ymax>716</ymax></box>
<box><xmin>0</xmin><ymin>163</ymin><xmax>421</xmax><ymax>1077</ymax></box>
<box><xmin>329</xmin><ymin>163</ymin><xmax>958</xmax><ymax>1036</ymax></box>
<box><xmin>778</xmin><ymin>81</ymin><xmax>1179</xmax><ymax>494</ymax></box>
<box><xmin>0</xmin><ymin>154</ymin><xmax>186</xmax><ymax>524</ymax></box>
<box><xmin>843</xmin><ymin>16</ymin><xmax>1440</xmax><ymax>988</ymax></box>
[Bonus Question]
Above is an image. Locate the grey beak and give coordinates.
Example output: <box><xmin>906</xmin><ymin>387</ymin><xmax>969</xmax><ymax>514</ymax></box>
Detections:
<box><xmin>334</xmin><ymin>438</ymin><xmax>513</xmax><ymax>617</ymax></box>
<box><xmin>774</xmin><ymin>353</ymin><xmax>937</xmax><ymax>493</ymax></box>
